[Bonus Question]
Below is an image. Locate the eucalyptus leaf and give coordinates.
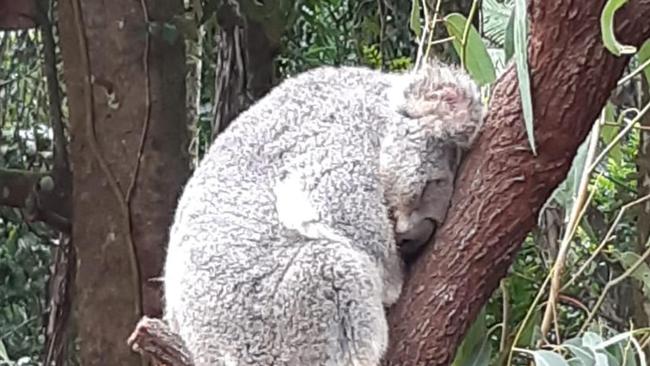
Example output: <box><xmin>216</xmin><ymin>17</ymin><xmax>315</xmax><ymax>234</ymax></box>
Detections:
<box><xmin>513</xmin><ymin>0</ymin><xmax>536</xmax><ymax>154</ymax></box>
<box><xmin>410</xmin><ymin>0</ymin><xmax>422</xmax><ymax>39</ymax></box>
<box><xmin>601</xmin><ymin>0</ymin><xmax>637</xmax><ymax>56</ymax></box>
<box><xmin>594</xmin><ymin>351</ymin><xmax>611</xmax><ymax>366</ymax></box>
<box><xmin>600</xmin><ymin>102</ymin><xmax>621</xmax><ymax>162</ymax></box>
<box><xmin>504</xmin><ymin>7</ymin><xmax>516</xmax><ymax>62</ymax></box>
<box><xmin>637</xmin><ymin>39</ymin><xmax>650</xmax><ymax>85</ymax></box>
<box><xmin>532</xmin><ymin>350</ymin><xmax>570</xmax><ymax>366</ymax></box>
<box><xmin>584</xmin><ymin>332</ymin><xmax>605</xmax><ymax>348</ymax></box>
<box><xmin>444</xmin><ymin>13</ymin><xmax>497</xmax><ymax>86</ymax></box>
<box><xmin>0</xmin><ymin>339</ymin><xmax>8</xmax><ymax>361</ymax></box>
<box><xmin>563</xmin><ymin>343</ymin><xmax>597</xmax><ymax>366</ymax></box>
<box><xmin>615</xmin><ymin>251</ymin><xmax>650</xmax><ymax>297</ymax></box>
<box><xmin>451</xmin><ymin>309</ymin><xmax>492</xmax><ymax>366</ymax></box>
<box><xmin>482</xmin><ymin>0</ymin><xmax>513</xmax><ymax>47</ymax></box>
<box><xmin>518</xmin><ymin>310</ymin><xmax>542</xmax><ymax>347</ymax></box>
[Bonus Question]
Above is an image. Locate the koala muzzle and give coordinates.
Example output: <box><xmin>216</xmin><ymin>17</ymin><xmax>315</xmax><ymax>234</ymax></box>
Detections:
<box><xmin>396</xmin><ymin>218</ymin><xmax>436</xmax><ymax>262</ymax></box>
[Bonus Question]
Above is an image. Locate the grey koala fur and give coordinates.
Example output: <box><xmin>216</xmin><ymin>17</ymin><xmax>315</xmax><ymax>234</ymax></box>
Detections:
<box><xmin>162</xmin><ymin>61</ymin><xmax>483</xmax><ymax>366</ymax></box>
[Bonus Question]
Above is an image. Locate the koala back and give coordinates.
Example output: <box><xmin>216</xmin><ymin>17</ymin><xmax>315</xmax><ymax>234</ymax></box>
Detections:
<box><xmin>164</xmin><ymin>65</ymin><xmax>404</xmax><ymax>365</ymax></box>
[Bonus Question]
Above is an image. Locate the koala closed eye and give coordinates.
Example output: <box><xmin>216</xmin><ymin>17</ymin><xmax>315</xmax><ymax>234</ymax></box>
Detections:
<box><xmin>428</xmin><ymin>177</ymin><xmax>447</xmax><ymax>187</ymax></box>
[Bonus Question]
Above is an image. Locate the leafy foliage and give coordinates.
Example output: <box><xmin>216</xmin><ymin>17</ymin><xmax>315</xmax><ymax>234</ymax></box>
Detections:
<box><xmin>0</xmin><ymin>30</ymin><xmax>56</xmax><ymax>364</ymax></box>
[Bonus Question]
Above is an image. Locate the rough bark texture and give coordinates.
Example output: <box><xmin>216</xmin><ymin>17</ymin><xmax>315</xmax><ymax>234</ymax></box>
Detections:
<box><xmin>384</xmin><ymin>1</ymin><xmax>650</xmax><ymax>365</ymax></box>
<box><xmin>211</xmin><ymin>0</ymin><xmax>290</xmax><ymax>138</ymax></box>
<box><xmin>57</xmin><ymin>0</ymin><xmax>190</xmax><ymax>364</ymax></box>
<box><xmin>0</xmin><ymin>0</ymin><xmax>36</xmax><ymax>29</ymax></box>
<box><xmin>42</xmin><ymin>234</ymin><xmax>75</xmax><ymax>365</ymax></box>
<box><xmin>127</xmin><ymin>317</ymin><xmax>194</xmax><ymax>366</ymax></box>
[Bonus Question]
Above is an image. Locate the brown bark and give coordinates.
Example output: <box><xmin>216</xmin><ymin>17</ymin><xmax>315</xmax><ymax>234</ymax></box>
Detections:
<box><xmin>0</xmin><ymin>0</ymin><xmax>36</xmax><ymax>29</ymax></box>
<box><xmin>57</xmin><ymin>0</ymin><xmax>190</xmax><ymax>364</ymax></box>
<box><xmin>384</xmin><ymin>1</ymin><xmax>650</xmax><ymax>365</ymax></box>
<box><xmin>211</xmin><ymin>0</ymin><xmax>289</xmax><ymax>137</ymax></box>
<box><xmin>127</xmin><ymin>317</ymin><xmax>194</xmax><ymax>366</ymax></box>
<box><xmin>43</xmin><ymin>234</ymin><xmax>76</xmax><ymax>365</ymax></box>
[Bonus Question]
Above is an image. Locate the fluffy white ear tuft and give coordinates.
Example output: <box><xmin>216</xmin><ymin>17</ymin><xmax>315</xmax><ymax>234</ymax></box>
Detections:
<box><xmin>387</xmin><ymin>61</ymin><xmax>484</xmax><ymax>148</ymax></box>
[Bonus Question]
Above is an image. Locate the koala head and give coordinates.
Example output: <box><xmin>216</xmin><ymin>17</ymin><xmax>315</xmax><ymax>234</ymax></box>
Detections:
<box><xmin>379</xmin><ymin>62</ymin><xmax>483</xmax><ymax>250</ymax></box>
<box><xmin>381</xmin><ymin>140</ymin><xmax>460</xmax><ymax>235</ymax></box>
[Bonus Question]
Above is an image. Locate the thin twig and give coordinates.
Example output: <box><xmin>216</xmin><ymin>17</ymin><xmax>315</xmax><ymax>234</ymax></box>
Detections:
<box><xmin>507</xmin><ymin>271</ymin><xmax>553</xmax><ymax>366</ymax></box>
<box><xmin>617</xmin><ymin>57</ymin><xmax>650</xmax><ymax>86</ymax></box>
<box><xmin>580</xmin><ymin>234</ymin><xmax>650</xmax><ymax>333</ymax></box>
<box><xmin>587</xmin><ymin>104</ymin><xmax>650</xmax><ymax>174</ymax></box>
<box><xmin>500</xmin><ymin>279</ymin><xmax>510</xmax><ymax>352</ymax></box>
<box><xmin>460</xmin><ymin>0</ymin><xmax>480</xmax><ymax>70</ymax></box>
<box><xmin>423</xmin><ymin>0</ymin><xmax>443</xmax><ymax>65</ymax></box>
<box><xmin>540</xmin><ymin>117</ymin><xmax>601</xmax><ymax>339</ymax></box>
<box><xmin>563</xmin><ymin>193</ymin><xmax>650</xmax><ymax>291</ymax></box>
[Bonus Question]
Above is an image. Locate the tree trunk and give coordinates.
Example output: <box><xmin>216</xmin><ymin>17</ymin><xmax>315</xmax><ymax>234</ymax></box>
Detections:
<box><xmin>211</xmin><ymin>0</ymin><xmax>288</xmax><ymax>138</ymax></box>
<box><xmin>56</xmin><ymin>0</ymin><xmax>190</xmax><ymax>364</ymax></box>
<box><xmin>384</xmin><ymin>1</ymin><xmax>650</xmax><ymax>365</ymax></box>
<box><xmin>0</xmin><ymin>0</ymin><xmax>36</xmax><ymax>29</ymax></box>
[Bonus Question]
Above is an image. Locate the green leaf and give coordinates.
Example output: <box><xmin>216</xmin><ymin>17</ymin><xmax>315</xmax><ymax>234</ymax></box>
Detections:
<box><xmin>451</xmin><ymin>309</ymin><xmax>492</xmax><ymax>366</ymax></box>
<box><xmin>0</xmin><ymin>339</ymin><xmax>8</xmax><ymax>361</ymax></box>
<box><xmin>568</xmin><ymin>359</ymin><xmax>588</xmax><ymax>366</ymax></box>
<box><xmin>518</xmin><ymin>310</ymin><xmax>542</xmax><ymax>347</ymax></box>
<box><xmin>637</xmin><ymin>39</ymin><xmax>650</xmax><ymax>85</ymax></box>
<box><xmin>504</xmin><ymin>7</ymin><xmax>516</xmax><ymax>62</ymax></box>
<box><xmin>552</xmin><ymin>129</ymin><xmax>590</xmax><ymax>209</ymax></box>
<box><xmin>601</xmin><ymin>0</ymin><xmax>637</xmax><ymax>56</ymax></box>
<box><xmin>410</xmin><ymin>0</ymin><xmax>422</xmax><ymax>39</ymax></box>
<box><xmin>562</xmin><ymin>340</ymin><xmax>597</xmax><ymax>366</ymax></box>
<box><xmin>482</xmin><ymin>0</ymin><xmax>513</xmax><ymax>47</ymax></box>
<box><xmin>532</xmin><ymin>350</ymin><xmax>570</xmax><ymax>366</ymax></box>
<box><xmin>444</xmin><ymin>13</ymin><xmax>497</xmax><ymax>86</ymax></box>
<box><xmin>600</xmin><ymin>102</ymin><xmax>622</xmax><ymax>162</ymax></box>
<box><xmin>616</xmin><ymin>251</ymin><xmax>650</xmax><ymax>297</ymax></box>
<box><xmin>513</xmin><ymin>0</ymin><xmax>536</xmax><ymax>154</ymax></box>
<box><xmin>583</xmin><ymin>332</ymin><xmax>605</xmax><ymax>348</ymax></box>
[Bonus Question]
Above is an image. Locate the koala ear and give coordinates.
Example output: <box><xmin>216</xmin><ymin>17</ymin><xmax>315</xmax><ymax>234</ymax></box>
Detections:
<box><xmin>387</xmin><ymin>61</ymin><xmax>485</xmax><ymax>149</ymax></box>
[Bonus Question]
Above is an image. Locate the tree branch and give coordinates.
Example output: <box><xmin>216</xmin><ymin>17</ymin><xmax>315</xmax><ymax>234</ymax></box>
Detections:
<box><xmin>37</xmin><ymin>0</ymin><xmax>70</xmax><ymax>173</ymax></box>
<box><xmin>0</xmin><ymin>168</ymin><xmax>71</xmax><ymax>233</ymax></box>
<box><xmin>384</xmin><ymin>0</ymin><xmax>650</xmax><ymax>365</ymax></box>
<box><xmin>127</xmin><ymin>317</ymin><xmax>194</xmax><ymax>366</ymax></box>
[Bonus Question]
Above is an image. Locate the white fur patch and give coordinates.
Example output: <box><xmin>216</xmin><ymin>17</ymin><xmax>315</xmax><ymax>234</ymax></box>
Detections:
<box><xmin>273</xmin><ymin>173</ymin><xmax>349</xmax><ymax>244</ymax></box>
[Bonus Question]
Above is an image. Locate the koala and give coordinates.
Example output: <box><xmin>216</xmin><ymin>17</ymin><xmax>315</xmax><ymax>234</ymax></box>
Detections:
<box><xmin>162</xmin><ymin>61</ymin><xmax>483</xmax><ymax>366</ymax></box>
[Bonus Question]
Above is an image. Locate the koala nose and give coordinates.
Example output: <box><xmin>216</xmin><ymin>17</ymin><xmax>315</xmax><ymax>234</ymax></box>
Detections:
<box><xmin>396</xmin><ymin>219</ymin><xmax>437</xmax><ymax>263</ymax></box>
<box><xmin>395</xmin><ymin>219</ymin><xmax>436</xmax><ymax>246</ymax></box>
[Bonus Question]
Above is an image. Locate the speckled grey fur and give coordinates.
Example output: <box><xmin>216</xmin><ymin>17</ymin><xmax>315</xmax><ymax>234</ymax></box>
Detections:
<box><xmin>162</xmin><ymin>62</ymin><xmax>483</xmax><ymax>366</ymax></box>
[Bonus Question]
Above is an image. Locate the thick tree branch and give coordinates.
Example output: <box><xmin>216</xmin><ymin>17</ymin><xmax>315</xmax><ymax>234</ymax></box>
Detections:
<box><xmin>127</xmin><ymin>317</ymin><xmax>194</xmax><ymax>366</ymax></box>
<box><xmin>384</xmin><ymin>1</ymin><xmax>650</xmax><ymax>365</ymax></box>
<box><xmin>0</xmin><ymin>168</ymin><xmax>71</xmax><ymax>233</ymax></box>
